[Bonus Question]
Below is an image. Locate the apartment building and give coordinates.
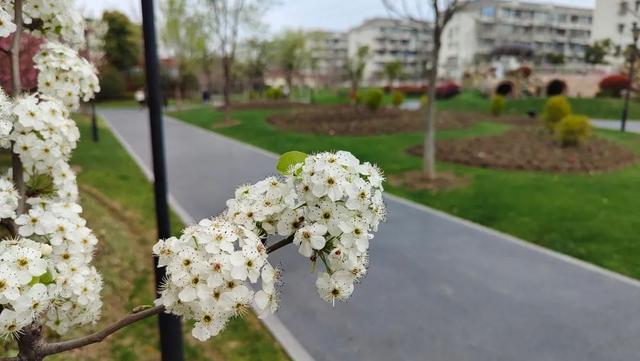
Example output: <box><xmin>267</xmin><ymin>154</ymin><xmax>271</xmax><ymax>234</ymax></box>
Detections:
<box><xmin>307</xmin><ymin>31</ymin><xmax>348</xmax><ymax>86</ymax></box>
<box><xmin>440</xmin><ymin>0</ymin><xmax>593</xmax><ymax>78</ymax></box>
<box><xmin>591</xmin><ymin>0</ymin><xmax>640</xmax><ymax>66</ymax></box>
<box><xmin>347</xmin><ymin>18</ymin><xmax>432</xmax><ymax>83</ymax></box>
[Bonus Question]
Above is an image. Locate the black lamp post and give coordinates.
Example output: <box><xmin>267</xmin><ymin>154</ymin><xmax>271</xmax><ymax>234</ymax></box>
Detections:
<box><xmin>621</xmin><ymin>21</ymin><xmax>640</xmax><ymax>132</ymax></box>
<box><xmin>140</xmin><ymin>0</ymin><xmax>185</xmax><ymax>360</ymax></box>
<box><xmin>84</xmin><ymin>25</ymin><xmax>98</xmax><ymax>142</ymax></box>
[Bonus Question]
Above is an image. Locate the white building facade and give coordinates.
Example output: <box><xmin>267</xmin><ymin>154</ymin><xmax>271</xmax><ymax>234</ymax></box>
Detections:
<box><xmin>307</xmin><ymin>31</ymin><xmax>349</xmax><ymax>86</ymax></box>
<box><xmin>347</xmin><ymin>18</ymin><xmax>432</xmax><ymax>83</ymax></box>
<box><xmin>440</xmin><ymin>0</ymin><xmax>593</xmax><ymax>79</ymax></box>
<box><xmin>591</xmin><ymin>0</ymin><xmax>640</xmax><ymax>67</ymax></box>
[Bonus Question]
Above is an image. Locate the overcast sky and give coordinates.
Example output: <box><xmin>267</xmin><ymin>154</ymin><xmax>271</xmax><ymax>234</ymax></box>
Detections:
<box><xmin>76</xmin><ymin>0</ymin><xmax>596</xmax><ymax>33</ymax></box>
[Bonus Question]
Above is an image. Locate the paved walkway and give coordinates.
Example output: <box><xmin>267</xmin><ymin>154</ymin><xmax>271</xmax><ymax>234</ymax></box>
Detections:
<box><xmin>592</xmin><ymin>119</ymin><xmax>640</xmax><ymax>134</ymax></box>
<box><xmin>100</xmin><ymin>108</ymin><xmax>640</xmax><ymax>361</ymax></box>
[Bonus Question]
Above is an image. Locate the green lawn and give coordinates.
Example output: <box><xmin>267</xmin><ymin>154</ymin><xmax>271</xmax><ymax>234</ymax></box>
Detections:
<box><xmin>169</xmin><ymin>106</ymin><xmax>640</xmax><ymax>282</ymax></box>
<box><xmin>38</xmin><ymin>115</ymin><xmax>289</xmax><ymax>361</ymax></box>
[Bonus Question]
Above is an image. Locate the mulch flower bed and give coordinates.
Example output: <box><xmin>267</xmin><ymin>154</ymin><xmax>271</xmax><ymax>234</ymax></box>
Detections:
<box><xmin>224</xmin><ymin>100</ymin><xmax>308</xmax><ymax>110</ymax></box>
<box><xmin>408</xmin><ymin>127</ymin><xmax>638</xmax><ymax>173</ymax></box>
<box><xmin>267</xmin><ymin>105</ymin><xmax>533</xmax><ymax>135</ymax></box>
<box><xmin>388</xmin><ymin>171</ymin><xmax>471</xmax><ymax>192</ymax></box>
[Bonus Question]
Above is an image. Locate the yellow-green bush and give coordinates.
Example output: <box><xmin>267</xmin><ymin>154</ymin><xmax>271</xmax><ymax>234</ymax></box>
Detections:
<box><xmin>390</xmin><ymin>90</ymin><xmax>405</xmax><ymax>108</ymax></box>
<box><xmin>420</xmin><ymin>95</ymin><xmax>429</xmax><ymax>108</ymax></box>
<box><xmin>365</xmin><ymin>88</ymin><xmax>384</xmax><ymax>111</ymax></box>
<box><xmin>491</xmin><ymin>95</ymin><xmax>505</xmax><ymax>116</ymax></box>
<box><xmin>265</xmin><ymin>87</ymin><xmax>284</xmax><ymax>100</ymax></box>
<box><xmin>543</xmin><ymin>96</ymin><xmax>572</xmax><ymax>130</ymax></box>
<box><xmin>554</xmin><ymin>114</ymin><xmax>591</xmax><ymax>146</ymax></box>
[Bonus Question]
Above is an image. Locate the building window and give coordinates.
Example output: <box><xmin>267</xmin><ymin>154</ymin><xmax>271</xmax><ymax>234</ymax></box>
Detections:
<box><xmin>620</xmin><ymin>1</ymin><xmax>629</xmax><ymax>15</ymax></box>
<box><xmin>481</xmin><ymin>6</ymin><xmax>496</xmax><ymax>17</ymax></box>
<box><xmin>636</xmin><ymin>0</ymin><xmax>640</xmax><ymax>12</ymax></box>
<box><xmin>619</xmin><ymin>23</ymin><xmax>626</xmax><ymax>34</ymax></box>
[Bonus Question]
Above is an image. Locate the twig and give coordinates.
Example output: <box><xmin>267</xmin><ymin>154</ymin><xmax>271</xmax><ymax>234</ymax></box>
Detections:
<box><xmin>266</xmin><ymin>235</ymin><xmax>294</xmax><ymax>254</ymax></box>
<box><xmin>40</xmin><ymin>305</ymin><xmax>165</xmax><ymax>357</ymax></box>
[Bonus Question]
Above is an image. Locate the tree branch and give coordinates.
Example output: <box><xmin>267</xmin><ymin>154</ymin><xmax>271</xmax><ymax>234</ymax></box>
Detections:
<box><xmin>10</xmin><ymin>0</ymin><xmax>26</xmax><ymax>215</ymax></box>
<box><xmin>40</xmin><ymin>305</ymin><xmax>165</xmax><ymax>357</ymax></box>
<box><xmin>266</xmin><ymin>234</ymin><xmax>294</xmax><ymax>254</ymax></box>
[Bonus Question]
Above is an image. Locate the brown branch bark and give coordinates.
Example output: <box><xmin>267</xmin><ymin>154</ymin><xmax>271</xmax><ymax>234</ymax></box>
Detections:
<box><xmin>266</xmin><ymin>234</ymin><xmax>294</xmax><ymax>254</ymax></box>
<box><xmin>9</xmin><ymin>0</ymin><xmax>26</xmax><ymax>214</ymax></box>
<box><xmin>40</xmin><ymin>305</ymin><xmax>165</xmax><ymax>357</ymax></box>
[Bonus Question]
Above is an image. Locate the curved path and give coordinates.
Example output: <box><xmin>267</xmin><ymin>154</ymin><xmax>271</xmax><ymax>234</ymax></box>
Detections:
<box><xmin>100</xmin><ymin>108</ymin><xmax>640</xmax><ymax>361</ymax></box>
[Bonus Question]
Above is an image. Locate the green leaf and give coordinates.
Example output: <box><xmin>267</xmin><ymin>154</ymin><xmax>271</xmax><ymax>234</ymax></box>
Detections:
<box><xmin>276</xmin><ymin>151</ymin><xmax>307</xmax><ymax>175</ymax></box>
<box><xmin>40</xmin><ymin>271</ymin><xmax>54</xmax><ymax>285</ymax></box>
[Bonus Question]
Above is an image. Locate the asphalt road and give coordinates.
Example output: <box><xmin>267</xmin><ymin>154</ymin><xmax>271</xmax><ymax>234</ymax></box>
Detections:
<box><xmin>100</xmin><ymin>108</ymin><xmax>640</xmax><ymax>361</ymax></box>
<box><xmin>592</xmin><ymin>119</ymin><xmax>640</xmax><ymax>134</ymax></box>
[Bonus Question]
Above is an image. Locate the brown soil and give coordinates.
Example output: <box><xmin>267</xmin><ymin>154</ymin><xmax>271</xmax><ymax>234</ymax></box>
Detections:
<box><xmin>225</xmin><ymin>100</ymin><xmax>308</xmax><ymax>110</ymax></box>
<box><xmin>267</xmin><ymin>105</ymin><xmax>533</xmax><ymax>135</ymax></box>
<box><xmin>408</xmin><ymin>127</ymin><xmax>638</xmax><ymax>173</ymax></box>
<box><xmin>388</xmin><ymin>171</ymin><xmax>471</xmax><ymax>192</ymax></box>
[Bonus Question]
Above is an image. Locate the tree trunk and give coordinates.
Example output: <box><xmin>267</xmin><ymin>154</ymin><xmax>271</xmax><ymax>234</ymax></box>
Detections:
<box><xmin>173</xmin><ymin>67</ymin><xmax>182</xmax><ymax>111</ymax></box>
<box><xmin>222</xmin><ymin>55</ymin><xmax>231</xmax><ymax>122</ymax></box>
<box><xmin>11</xmin><ymin>0</ymin><xmax>26</xmax><ymax>214</ymax></box>
<box><xmin>423</xmin><ymin>46</ymin><xmax>439</xmax><ymax>179</ymax></box>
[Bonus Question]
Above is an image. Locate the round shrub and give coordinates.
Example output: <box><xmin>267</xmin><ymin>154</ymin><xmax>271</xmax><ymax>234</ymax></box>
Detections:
<box><xmin>554</xmin><ymin>114</ymin><xmax>591</xmax><ymax>146</ymax></box>
<box><xmin>266</xmin><ymin>87</ymin><xmax>284</xmax><ymax>100</ymax></box>
<box><xmin>542</xmin><ymin>95</ymin><xmax>572</xmax><ymax>130</ymax></box>
<box><xmin>420</xmin><ymin>95</ymin><xmax>429</xmax><ymax>108</ymax></box>
<box><xmin>364</xmin><ymin>88</ymin><xmax>384</xmax><ymax>111</ymax></box>
<box><xmin>390</xmin><ymin>90</ymin><xmax>405</xmax><ymax>108</ymax></box>
<box><xmin>491</xmin><ymin>95</ymin><xmax>505</xmax><ymax>116</ymax></box>
<box><xmin>96</xmin><ymin>66</ymin><xmax>127</xmax><ymax>100</ymax></box>
<box><xmin>598</xmin><ymin>74</ymin><xmax>630</xmax><ymax>98</ymax></box>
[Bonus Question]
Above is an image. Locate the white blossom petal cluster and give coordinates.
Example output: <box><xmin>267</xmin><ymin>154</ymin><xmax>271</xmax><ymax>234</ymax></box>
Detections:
<box><xmin>284</xmin><ymin>151</ymin><xmax>385</xmax><ymax>303</ymax></box>
<box><xmin>0</xmin><ymin>4</ymin><xmax>15</xmax><ymax>38</ymax></box>
<box><xmin>0</xmin><ymin>88</ymin><xmax>12</xmax><ymax>149</ymax></box>
<box><xmin>22</xmin><ymin>0</ymin><xmax>85</xmax><ymax>47</ymax></box>
<box><xmin>0</xmin><ymin>171</ymin><xmax>18</xmax><ymax>219</ymax></box>
<box><xmin>9</xmin><ymin>94</ymin><xmax>80</xmax><ymax>200</ymax></box>
<box><xmin>153</xmin><ymin>217</ymin><xmax>279</xmax><ymax>341</ymax></box>
<box><xmin>226</xmin><ymin>176</ymin><xmax>296</xmax><ymax>237</ymax></box>
<box><xmin>0</xmin><ymin>238</ymin><xmax>50</xmax><ymax>336</ymax></box>
<box><xmin>226</xmin><ymin>152</ymin><xmax>385</xmax><ymax>300</ymax></box>
<box><xmin>34</xmin><ymin>42</ymin><xmax>100</xmax><ymax>110</ymax></box>
<box><xmin>12</xmin><ymin>198</ymin><xmax>103</xmax><ymax>335</ymax></box>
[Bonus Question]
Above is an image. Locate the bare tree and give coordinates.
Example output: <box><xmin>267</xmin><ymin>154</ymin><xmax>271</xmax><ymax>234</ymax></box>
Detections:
<box><xmin>345</xmin><ymin>45</ymin><xmax>370</xmax><ymax>104</ymax></box>
<box><xmin>382</xmin><ymin>0</ymin><xmax>465</xmax><ymax>178</ymax></box>
<box><xmin>206</xmin><ymin>0</ymin><xmax>270</xmax><ymax>121</ymax></box>
<box><xmin>160</xmin><ymin>0</ymin><xmax>210</xmax><ymax>109</ymax></box>
<box><xmin>272</xmin><ymin>30</ymin><xmax>308</xmax><ymax>94</ymax></box>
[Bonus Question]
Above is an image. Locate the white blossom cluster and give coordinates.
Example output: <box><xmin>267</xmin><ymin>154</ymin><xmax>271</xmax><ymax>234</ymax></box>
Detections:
<box><xmin>0</xmin><ymin>199</ymin><xmax>103</xmax><ymax>336</ymax></box>
<box><xmin>153</xmin><ymin>217</ymin><xmax>279</xmax><ymax>341</ymax></box>
<box><xmin>0</xmin><ymin>171</ymin><xmax>18</xmax><ymax>219</ymax></box>
<box><xmin>227</xmin><ymin>151</ymin><xmax>385</xmax><ymax>303</ymax></box>
<box><xmin>34</xmin><ymin>42</ymin><xmax>100</xmax><ymax>110</ymax></box>
<box><xmin>8</xmin><ymin>94</ymin><xmax>80</xmax><ymax>200</ymax></box>
<box><xmin>0</xmin><ymin>0</ymin><xmax>103</xmax><ymax>340</ymax></box>
<box><xmin>0</xmin><ymin>238</ymin><xmax>50</xmax><ymax>335</ymax></box>
<box><xmin>22</xmin><ymin>0</ymin><xmax>86</xmax><ymax>47</ymax></box>
<box><xmin>16</xmin><ymin>198</ymin><xmax>102</xmax><ymax>334</ymax></box>
<box><xmin>0</xmin><ymin>2</ymin><xmax>15</xmax><ymax>37</ymax></box>
<box><xmin>285</xmin><ymin>151</ymin><xmax>385</xmax><ymax>303</ymax></box>
<box><xmin>0</xmin><ymin>88</ymin><xmax>12</xmax><ymax>149</ymax></box>
<box><xmin>155</xmin><ymin>151</ymin><xmax>386</xmax><ymax>341</ymax></box>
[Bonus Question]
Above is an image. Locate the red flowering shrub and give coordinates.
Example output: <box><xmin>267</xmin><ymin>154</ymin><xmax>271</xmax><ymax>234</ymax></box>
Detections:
<box><xmin>598</xmin><ymin>74</ymin><xmax>630</xmax><ymax>98</ymax></box>
<box><xmin>382</xmin><ymin>82</ymin><xmax>461</xmax><ymax>99</ymax></box>
<box><xmin>517</xmin><ymin>66</ymin><xmax>532</xmax><ymax>78</ymax></box>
